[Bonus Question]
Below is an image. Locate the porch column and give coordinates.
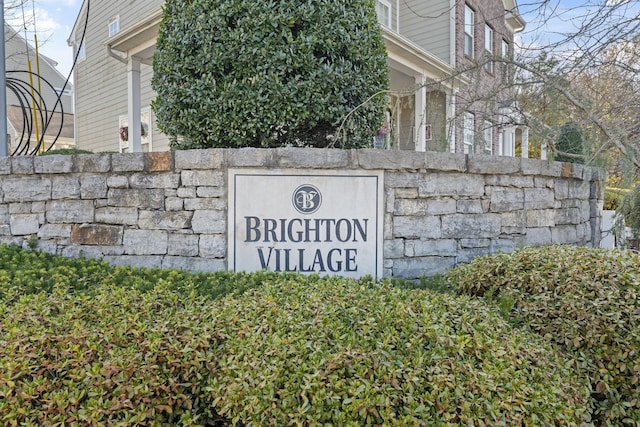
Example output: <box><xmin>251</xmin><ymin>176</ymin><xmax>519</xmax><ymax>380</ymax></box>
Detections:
<box><xmin>509</xmin><ymin>127</ymin><xmax>516</xmax><ymax>157</ymax></box>
<box><xmin>501</xmin><ymin>126</ymin><xmax>516</xmax><ymax>157</ymax></box>
<box><xmin>521</xmin><ymin>127</ymin><xmax>529</xmax><ymax>158</ymax></box>
<box><xmin>448</xmin><ymin>93</ymin><xmax>456</xmax><ymax>153</ymax></box>
<box><xmin>127</xmin><ymin>57</ymin><xmax>142</xmax><ymax>152</ymax></box>
<box><xmin>414</xmin><ymin>75</ymin><xmax>426</xmax><ymax>152</ymax></box>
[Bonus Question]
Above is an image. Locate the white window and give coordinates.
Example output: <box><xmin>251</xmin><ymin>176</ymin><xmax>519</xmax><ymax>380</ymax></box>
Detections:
<box><xmin>501</xmin><ymin>40</ymin><xmax>510</xmax><ymax>82</ymax></box>
<box><xmin>464</xmin><ymin>5</ymin><xmax>474</xmax><ymax>58</ymax></box>
<box><xmin>376</xmin><ymin>0</ymin><xmax>391</xmax><ymax>27</ymax></box>
<box><xmin>484</xmin><ymin>25</ymin><xmax>494</xmax><ymax>73</ymax></box>
<box><xmin>108</xmin><ymin>16</ymin><xmax>120</xmax><ymax>37</ymax></box>
<box><xmin>77</xmin><ymin>41</ymin><xmax>85</xmax><ymax>61</ymax></box>
<box><xmin>463</xmin><ymin>112</ymin><xmax>475</xmax><ymax>154</ymax></box>
<box><xmin>484</xmin><ymin>121</ymin><xmax>493</xmax><ymax>154</ymax></box>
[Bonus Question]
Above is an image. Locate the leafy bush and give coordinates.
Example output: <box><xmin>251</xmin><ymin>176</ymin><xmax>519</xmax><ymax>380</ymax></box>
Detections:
<box><xmin>41</xmin><ymin>148</ymin><xmax>94</xmax><ymax>156</ymax></box>
<box><xmin>0</xmin><ymin>285</ymin><xmax>225</xmax><ymax>425</ymax></box>
<box><xmin>617</xmin><ymin>183</ymin><xmax>640</xmax><ymax>235</ymax></box>
<box><xmin>445</xmin><ymin>245</ymin><xmax>640</xmax><ymax>425</ymax></box>
<box><xmin>152</xmin><ymin>0</ymin><xmax>388</xmax><ymax>149</ymax></box>
<box><xmin>210</xmin><ymin>277</ymin><xmax>592</xmax><ymax>425</ymax></box>
<box><xmin>0</xmin><ymin>243</ymin><xmax>282</xmax><ymax>303</ymax></box>
<box><xmin>603</xmin><ymin>187</ymin><xmax>628</xmax><ymax>211</ymax></box>
<box><xmin>0</xmin><ymin>245</ymin><xmax>593</xmax><ymax>425</ymax></box>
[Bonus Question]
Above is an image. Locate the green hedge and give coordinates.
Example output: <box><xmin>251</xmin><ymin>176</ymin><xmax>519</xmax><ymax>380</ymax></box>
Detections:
<box><xmin>0</xmin><ymin>245</ymin><xmax>593</xmax><ymax>425</ymax></box>
<box><xmin>0</xmin><ymin>285</ymin><xmax>224</xmax><ymax>425</ymax></box>
<box><xmin>445</xmin><ymin>245</ymin><xmax>640</xmax><ymax>426</ymax></box>
<box><xmin>210</xmin><ymin>278</ymin><xmax>591</xmax><ymax>425</ymax></box>
<box><xmin>0</xmin><ymin>243</ymin><xmax>284</xmax><ymax>303</ymax></box>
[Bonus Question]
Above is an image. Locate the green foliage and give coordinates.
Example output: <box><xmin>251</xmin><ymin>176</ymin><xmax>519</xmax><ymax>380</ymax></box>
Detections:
<box><xmin>618</xmin><ymin>183</ymin><xmax>640</xmax><ymax>233</ymax></box>
<box><xmin>0</xmin><ymin>244</ymin><xmax>280</xmax><ymax>303</ymax></box>
<box><xmin>445</xmin><ymin>245</ymin><xmax>640</xmax><ymax>425</ymax></box>
<box><xmin>604</xmin><ymin>187</ymin><xmax>629</xmax><ymax>211</ymax></box>
<box><xmin>211</xmin><ymin>278</ymin><xmax>591</xmax><ymax>425</ymax></box>
<box><xmin>0</xmin><ymin>285</ymin><xmax>226</xmax><ymax>425</ymax></box>
<box><xmin>40</xmin><ymin>148</ymin><xmax>94</xmax><ymax>156</ymax></box>
<box><xmin>0</xmin><ymin>245</ymin><xmax>593</xmax><ymax>425</ymax></box>
<box><xmin>555</xmin><ymin>121</ymin><xmax>585</xmax><ymax>163</ymax></box>
<box><xmin>152</xmin><ymin>0</ymin><xmax>389</xmax><ymax>149</ymax></box>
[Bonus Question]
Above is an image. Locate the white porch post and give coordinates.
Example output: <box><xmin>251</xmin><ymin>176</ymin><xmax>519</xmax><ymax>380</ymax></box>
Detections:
<box><xmin>127</xmin><ymin>57</ymin><xmax>142</xmax><ymax>152</ymax></box>
<box><xmin>414</xmin><ymin>75</ymin><xmax>426</xmax><ymax>152</ymax></box>
<box><xmin>501</xmin><ymin>126</ymin><xmax>516</xmax><ymax>157</ymax></box>
<box><xmin>448</xmin><ymin>93</ymin><xmax>456</xmax><ymax>153</ymax></box>
<box><xmin>521</xmin><ymin>127</ymin><xmax>529</xmax><ymax>158</ymax></box>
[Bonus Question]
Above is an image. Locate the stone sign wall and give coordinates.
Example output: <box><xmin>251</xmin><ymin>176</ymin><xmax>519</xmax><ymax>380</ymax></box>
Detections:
<box><xmin>0</xmin><ymin>148</ymin><xmax>604</xmax><ymax>279</ymax></box>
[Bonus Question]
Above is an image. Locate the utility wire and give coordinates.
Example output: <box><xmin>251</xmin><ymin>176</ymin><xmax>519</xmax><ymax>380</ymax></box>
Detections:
<box><xmin>6</xmin><ymin>0</ymin><xmax>90</xmax><ymax>155</ymax></box>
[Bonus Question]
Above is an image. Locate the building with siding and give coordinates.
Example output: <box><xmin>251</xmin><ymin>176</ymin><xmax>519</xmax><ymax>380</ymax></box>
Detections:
<box><xmin>68</xmin><ymin>0</ymin><xmax>526</xmax><ymax>156</ymax></box>
<box><xmin>4</xmin><ymin>22</ymin><xmax>74</xmax><ymax>154</ymax></box>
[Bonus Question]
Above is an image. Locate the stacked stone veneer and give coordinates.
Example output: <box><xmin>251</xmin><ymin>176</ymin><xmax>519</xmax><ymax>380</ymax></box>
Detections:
<box><xmin>0</xmin><ymin>148</ymin><xmax>603</xmax><ymax>279</ymax></box>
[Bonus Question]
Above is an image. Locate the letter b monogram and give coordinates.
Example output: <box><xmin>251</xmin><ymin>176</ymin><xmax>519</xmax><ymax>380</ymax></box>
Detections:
<box><xmin>293</xmin><ymin>184</ymin><xmax>322</xmax><ymax>214</ymax></box>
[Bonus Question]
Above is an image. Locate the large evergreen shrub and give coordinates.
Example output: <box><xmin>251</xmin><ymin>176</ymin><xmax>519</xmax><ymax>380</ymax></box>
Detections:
<box><xmin>152</xmin><ymin>0</ymin><xmax>389</xmax><ymax>149</ymax></box>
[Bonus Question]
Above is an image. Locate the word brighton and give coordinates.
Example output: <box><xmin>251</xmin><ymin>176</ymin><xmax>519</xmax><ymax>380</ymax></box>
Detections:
<box><xmin>244</xmin><ymin>217</ymin><xmax>368</xmax><ymax>243</ymax></box>
<box><xmin>244</xmin><ymin>216</ymin><xmax>369</xmax><ymax>273</ymax></box>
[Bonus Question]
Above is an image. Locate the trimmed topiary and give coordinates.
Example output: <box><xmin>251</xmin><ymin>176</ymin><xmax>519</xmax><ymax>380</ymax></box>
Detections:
<box><xmin>152</xmin><ymin>0</ymin><xmax>389</xmax><ymax>149</ymax></box>
<box><xmin>445</xmin><ymin>245</ymin><xmax>640</xmax><ymax>425</ymax></box>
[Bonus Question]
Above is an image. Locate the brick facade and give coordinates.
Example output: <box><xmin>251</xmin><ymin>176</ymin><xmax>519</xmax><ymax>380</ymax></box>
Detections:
<box><xmin>454</xmin><ymin>0</ymin><xmax>517</xmax><ymax>154</ymax></box>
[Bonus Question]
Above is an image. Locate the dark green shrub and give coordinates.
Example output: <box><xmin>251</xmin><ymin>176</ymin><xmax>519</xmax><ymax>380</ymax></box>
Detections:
<box><xmin>445</xmin><ymin>245</ymin><xmax>640</xmax><ymax>425</ymax></box>
<box><xmin>210</xmin><ymin>277</ymin><xmax>592</xmax><ymax>425</ymax></box>
<box><xmin>0</xmin><ymin>285</ymin><xmax>226</xmax><ymax>425</ymax></box>
<box><xmin>555</xmin><ymin>121</ymin><xmax>585</xmax><ymax>163</ymax></box>
<box><xmin>0</xmin><ymin>244</ymin><xmax>279</xmax><ymax>302</ymax></box>
<box><xmin>152</xmin><ymin>0</ymin><xmax>388</xmax><ymax>149</ymax></box>
<box><xmin>40</xmin><ymin>148</ymin><xmax>94</xmax><ymax>156</ymax></box>
<box><xmin>617</xmin><ymin>183</ymin><xmax>640</xmax><ymax>234</ymax></box>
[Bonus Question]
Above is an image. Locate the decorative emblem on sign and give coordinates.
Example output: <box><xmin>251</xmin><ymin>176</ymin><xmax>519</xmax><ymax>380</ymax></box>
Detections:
<box><xmin>292</xmin><ymin>184</ymin><xmax>322</xmax><ymax>214</ymax></box>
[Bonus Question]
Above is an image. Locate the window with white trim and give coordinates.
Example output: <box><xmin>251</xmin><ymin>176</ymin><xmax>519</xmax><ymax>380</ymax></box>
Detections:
<box><xmin>376</xmin><ymin>0</ymin><xmax>391</xmax><ymax>27</ymax></box>
<box><xmin>484</xmin><ymin>24</ymin><xmax>494</xmax><ymax>73</ymax></box>
<box><xmin>108</xmin><ymin>16</ymin><xmax>120</xmax><ymax>37</ymax></box>
<box><xmin>463</xmin><ymin>112</ymin><xmax>475</xmax><ymax>154</ymax></box>
<box><xmin>484</xmin><ymin>121</ymin><xmax>493</xmax><ymax>154</ymax></box>
<box><xmin>77</xmin><ymin>41</ymin><xmax>85</xmax><ymax>61</ymax></box>
<box><xmin>464</xmin><ymin>5</ymin><xmax>474</xmax><ymax>58</ymax></box>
